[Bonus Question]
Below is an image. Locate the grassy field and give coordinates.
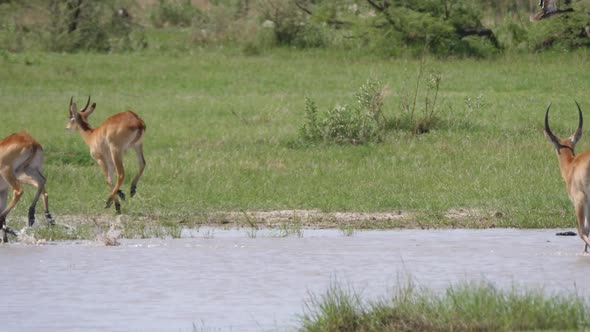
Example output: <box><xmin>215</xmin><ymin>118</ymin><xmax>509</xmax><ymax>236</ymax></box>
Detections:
<box><xmin>2</xmin><ymin>45</ymin><xmax>590</xmax><ymax>234</ymax></box>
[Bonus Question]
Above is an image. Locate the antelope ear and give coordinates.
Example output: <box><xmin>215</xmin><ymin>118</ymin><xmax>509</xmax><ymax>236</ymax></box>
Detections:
<box><xmin>84</xmin><ymin>103</ymin><xmax>97</xmax><ymax>117</ymax></box>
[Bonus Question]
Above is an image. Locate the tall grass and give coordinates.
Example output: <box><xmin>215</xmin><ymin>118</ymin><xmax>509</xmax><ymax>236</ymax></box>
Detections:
<box><xmin>300</xmin><ymin>281</ymin><xmax>590</xmax><ymax>331</ymax></box>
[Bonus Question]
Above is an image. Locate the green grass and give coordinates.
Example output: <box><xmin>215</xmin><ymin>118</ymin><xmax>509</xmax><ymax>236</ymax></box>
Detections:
<box><xmin>300</xmin><ymin>281</ymin><xmax>590</xmax><ymax>331</ymax></box>
<box><xmin>1</xmin><ymin>46</ymin><xmax>589</xmax><ymax>231</ymax></box>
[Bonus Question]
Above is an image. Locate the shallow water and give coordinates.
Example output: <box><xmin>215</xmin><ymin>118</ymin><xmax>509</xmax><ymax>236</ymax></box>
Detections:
<box><xmin>1</xmin><ymin>228</ymin><xmax>589</xmax><ymax>332</ymax></box>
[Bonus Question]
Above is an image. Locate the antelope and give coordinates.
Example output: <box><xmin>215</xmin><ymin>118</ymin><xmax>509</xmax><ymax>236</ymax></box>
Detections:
<box><xmin>67</xmin><ymin>97</ymin><xmax>146</xmax><ymax>214</ymax></box>
<box><xmin>544</xmin><ymin>101</ymin><xmax>590</xmax><ymax>252</ymax></box>
<box><xmin>0</xmin><ymin>131</ymin><xmax>55</xmax><ymax>242</ymax></box>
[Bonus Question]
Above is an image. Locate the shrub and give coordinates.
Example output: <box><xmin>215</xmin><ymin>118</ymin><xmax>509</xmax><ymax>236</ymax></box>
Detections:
<box><xmin>0</xmin><ymin>0</ymin><xmax>146</xmax><ymax>53</ymax></box>
<box><xmin>255</xmin><ymin>0</ymin><xmax>329</xmax><ymax>48</ymax></box>
<box><xmin>527</xmin><ymin>2</ymin><xmax>590</xmax><ymax>51</ymax></box>
<box><xmin>190</xmin><ymin>4</ymin><xmax>258</xmax><ymax>45</ymax></box>
<box><xmin>299</xmin><ymin>79</ymin><xmax>388</xmax><ymax>144</ymax></box>
<box><xmin>44</xmin><ymin>0</ymin><xmax>148</xmax><ymax>52</ymax></box>
<box><xmin>361</xmin><ymin>0</ymin><xmax>500</xmax><ymax>57</ymax></box>
<box><xmin>495</xmin><ymin>17</ymin><xmax>529</xmax><ymax>51</ymax></box>
<box><xmin>299</xmin><ymin>97</ymin><xmax>322</xmax><ymax>142</ymax></box>
<box><xmin>149</xmin><ymin>0</ymin><xmax>203</xmax><ymax>28</ymax></box>
<box><xmin>397</xmin><ymin>57</ymin><xmax>443</xmax><ymax>135</ymax></box>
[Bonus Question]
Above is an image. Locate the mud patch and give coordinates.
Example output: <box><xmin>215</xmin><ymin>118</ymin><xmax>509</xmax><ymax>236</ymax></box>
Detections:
<box><xmin>211</xmin><ymin>209</ymin><xmax>413</xmax><ymax>228</ymax></box>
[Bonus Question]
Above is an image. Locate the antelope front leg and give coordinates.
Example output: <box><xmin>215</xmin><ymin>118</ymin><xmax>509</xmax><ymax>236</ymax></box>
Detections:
<box><xmin>0</xmin><ymin>216</ymin><xmax>17</xmax><ymax>243</ymax></box>
<box><xmin>0</xmin><ymin>170</ymin><xmax>24</xmax><ymax>221</ymax></box>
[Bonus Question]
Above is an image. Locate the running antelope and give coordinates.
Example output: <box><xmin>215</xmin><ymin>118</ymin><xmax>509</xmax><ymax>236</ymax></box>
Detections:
<box><xmin>67</xmin><ymin>97</ymin><xmax>146</xmax><ymax>214</ymax></box>
<box><xmin>0</xmin><ymin>131</ymin><xmax>55</xmax><ymax>242</ymax></box>
<box><xmin>544</xmin><ymin>101</ymin><xmax>590</xmax><ymax>252</ymax></box>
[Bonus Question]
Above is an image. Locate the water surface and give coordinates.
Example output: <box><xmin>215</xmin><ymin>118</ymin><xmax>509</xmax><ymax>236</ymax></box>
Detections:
<box><xmin>1</xmin><ymin>228</ymin><xmax>588</xmax><ymax>332</ymax></box>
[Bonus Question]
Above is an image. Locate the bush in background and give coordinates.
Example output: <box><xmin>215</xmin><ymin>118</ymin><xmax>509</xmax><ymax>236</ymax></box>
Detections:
<box><xmin>0</xmin><ymin>0</ymin><xmax>146</xmax><ymax>52</ymax></box>
<box><xmin>299</xmin><ymin>79</ymin><xmax>388</xmax><ymax>144</ymax></box>
<box><xmin>149</xmin><ymin>0</ymin><xmax>203</xmax><ymax>28</ymax></box>
<box><xmin>255</xmin><ymin>0</ymin><xmax>330</xmax><ymax>48</ymax></box>
<box><xmin>527</xmin><ymin>1</ymin><xmax>590</xmax><ymax>51</ymax></box>
<box><xmin>2</xmin><ymin>0</ymin><xmax>590</xmax><ymax>56</ymax></box>
<box><xmin>360</xmin><ymin>0</ymin><xmax>500</xmax><ymax>57</ymax></box>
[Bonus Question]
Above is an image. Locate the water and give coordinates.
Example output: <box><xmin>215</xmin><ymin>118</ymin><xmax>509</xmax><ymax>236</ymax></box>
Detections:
<box><xmin>1</xmin><ymin>228</ymin><xmax>589</xmax><ymax>332</ymax></box>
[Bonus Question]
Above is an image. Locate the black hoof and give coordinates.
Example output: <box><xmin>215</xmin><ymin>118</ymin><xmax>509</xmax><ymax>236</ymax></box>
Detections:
<box><xmin>115</xmin><ymin>201</ymin><xmax>122</xmax><ymax>215</ymax></box>
<box><xmin>105</xmin><ymin>198</ymin><xmax>113</xmax><ymax>209</ymax></box>
<box><xmin>3</xmin><ymin>226</ymin><xmax>18</xmax><ymax>237</ymax></box>
<box><xmin>45</xmin><ymin>212</ymin><xmax>55</xmax><ymax>226</ymax></box>
<box><xmin>28</xmin><ymin>208</ymin><xmax>36</xmax><ymax>227</ymax></box>
<box><xmin>130</xmin><ymin>185</ymin><xmax>137</xmax><ymax>197</ymax></box>
<box><xmin>117</xmin><ymin>190</ymin><xmax>126</xmax><ymax>201</ymax></box>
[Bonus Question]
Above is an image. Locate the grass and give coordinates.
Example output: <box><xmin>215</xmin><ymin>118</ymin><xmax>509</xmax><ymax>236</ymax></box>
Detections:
<box><xmin>1</xmin><ymin>44</ymin><xmax>590</xmax><ymax>234</ymax></box>
<box><xmin>300</xmin><ymin>280</ymin><xmax>590</xmax><ymax>331</ymax></box>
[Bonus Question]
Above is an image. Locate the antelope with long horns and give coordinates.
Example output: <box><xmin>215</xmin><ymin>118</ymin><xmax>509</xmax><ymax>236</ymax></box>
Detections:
<box><xmin>544</xmin><ymin>101</ymin><xmax>590</xmax><ymax>252</ymax></box>
<box><xmin>0</xmin><ymin>131</ymin><xmax>55</xmax><ymax>242</ymax></box>
<box><xmin>67</xmin><ymin>97</ymin><xmax>146</xmax><ymax>214</ymax></box>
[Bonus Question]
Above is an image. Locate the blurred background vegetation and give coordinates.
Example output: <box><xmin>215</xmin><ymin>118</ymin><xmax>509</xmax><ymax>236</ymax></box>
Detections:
<box><xmin>1</xmin><ymin>0</ymin><xmax>590</xmax><ymax>57</ymax></box>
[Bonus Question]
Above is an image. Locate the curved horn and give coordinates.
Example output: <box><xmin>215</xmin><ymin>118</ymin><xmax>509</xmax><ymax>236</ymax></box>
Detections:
<box><xmin>80</xmin><ymin>96</ymin><xmax>91</xmax><ymax>112</ymax></box>
<box><xmin>544</xmin><ymin>103</ymin><xmax>560</xmax><ymax>146</ymax></box>
<box><xmin>573</xmin><ymin>101</ymin><xmax>583</xmax><ymax>144</ymax></box>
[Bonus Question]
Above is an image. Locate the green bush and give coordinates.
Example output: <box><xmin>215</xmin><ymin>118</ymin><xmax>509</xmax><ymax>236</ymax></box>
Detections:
<box><xmin>495</xmin><ymin>17</ymin><xmax>529</xmax><ymax>51</ymax></box>
<box><xmin>255</xmin><ymin>0</ymin><xmax>329</xmax><ymax>48</ymax></box>
<box><xmin>395</xmin><ymin>59</ymin><xmax>443</xmax><ymax>135</ymax></box>
<box><xmin>299</xmin><ymin>79</ymin><xmax>387</xmax><ymax>144</ymax></box>
<box><xmin>190</xmin><ymin>4</ymin><xmax>259</xmax><ymax>45</ymax></box>
<box><xmin>528</xmin><ymin>2</ymin><xmax>590</xmax><ymax>51</ymax></box>
<box><xmin>149</xmin><ymin>0</ymin><xmax>203</xmax><ymax>28</ymax></box>
<box><xmin>45</xmin><ymin>0</ymin><xmax>148</xmax><ymax>52</ymax></box>
<box><xmin>358</xmin><ymin>0</ymin><xmax>500</xmax><ymax>57</ymax></box>
<box><xmin>0</xmin><ymin>0</ymin><xmax>146</xmax><ymax>53</ymax></box>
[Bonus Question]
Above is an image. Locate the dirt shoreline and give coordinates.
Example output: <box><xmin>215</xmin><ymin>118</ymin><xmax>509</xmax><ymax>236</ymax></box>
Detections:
<box><xmin>47</xmin><ymin>208</ymin><xmax>499</xmax><ymax>230</ymax></box>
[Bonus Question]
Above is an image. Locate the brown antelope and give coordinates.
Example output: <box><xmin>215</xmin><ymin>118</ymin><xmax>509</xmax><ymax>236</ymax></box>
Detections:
<box><xmin>544</xmin><ymin>101</ymin><xmax>590</xmax><ymax>252</ymax></box>
<box><xmin>0</xmin><ymin>131</ymin><xmax>55</xmax><ymax>242</ymax></box>
<box><xmin>67</xmin><ymin>97</ymin><xmax>146</xmax><ymax>214</ymax></box>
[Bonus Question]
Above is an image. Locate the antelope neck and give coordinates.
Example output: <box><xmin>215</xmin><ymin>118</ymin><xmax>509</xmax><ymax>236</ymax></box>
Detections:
<box><xmin>556</xmin><ymin>144</ymin><xmax>575</xmax><ymax>156</ymax></box>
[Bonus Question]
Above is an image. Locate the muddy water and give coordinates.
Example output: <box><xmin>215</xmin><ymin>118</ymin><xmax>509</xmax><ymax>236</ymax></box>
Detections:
<box><xmin>1</xmin><ymin>228</ymin><xmax>589</xmax><ymax>332</ymax></box>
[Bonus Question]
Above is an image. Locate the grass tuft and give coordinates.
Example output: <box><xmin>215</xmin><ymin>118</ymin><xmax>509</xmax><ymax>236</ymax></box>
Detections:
<box><xmin>300</xmin><ymin>281</ymin><xmax>590</xmax><ymax>332</ymax></box>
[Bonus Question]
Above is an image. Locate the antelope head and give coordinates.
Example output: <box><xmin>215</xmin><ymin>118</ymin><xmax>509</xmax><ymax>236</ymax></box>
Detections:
<box><xmin>544</xmin><ymin>101</ymin><xmax>583</xmax><ymax>157</ymax></box>
<box><xmin>67</xmin><ymin>96</ymin><xmax>96</xmax><ymax>132</ymax></box>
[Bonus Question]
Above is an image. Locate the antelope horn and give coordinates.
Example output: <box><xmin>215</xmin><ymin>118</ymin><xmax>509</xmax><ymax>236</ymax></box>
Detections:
<box><xmin>81</xmin><ymin>96</ymin><xmax>91</xmax><ymax>112</ymax></box>
<box><xmin>573</xmin><ymin>101</ymin><xmax>583</xmax><ymax>144</ymax></box>
<box><xmin>544</xmin><ymin>103</ymin><xmax>560</xmax><ymax>146</ymax></box>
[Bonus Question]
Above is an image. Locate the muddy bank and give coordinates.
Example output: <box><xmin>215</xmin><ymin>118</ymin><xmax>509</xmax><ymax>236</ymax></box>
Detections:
<box><xmin>0</xmin><ymin>208</ymin><xmax>513</xmax><ymax>244</ymax></box>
